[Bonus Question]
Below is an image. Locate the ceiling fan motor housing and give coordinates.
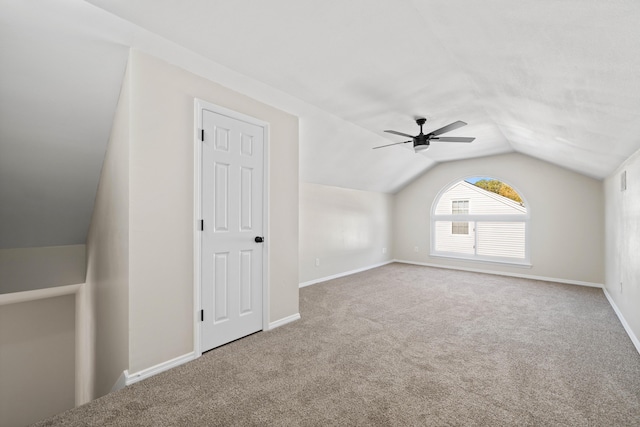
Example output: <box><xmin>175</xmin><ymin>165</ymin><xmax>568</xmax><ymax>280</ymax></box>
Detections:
<box><xmin>414</xmin><ymin>118</ymin><xmax>429</xmax><ymax>151</ymax></box>
<box><xmin>414</xmin><ymin>133</ymin><xmax>430</xmax><ymax>151</ymax></box>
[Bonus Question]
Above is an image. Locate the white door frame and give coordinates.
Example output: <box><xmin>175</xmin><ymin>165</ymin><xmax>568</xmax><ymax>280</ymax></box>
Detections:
<box><xmin>193</xmin><ymin>99</ymin><xmax>270</xmax><ymax>357</ymax></box>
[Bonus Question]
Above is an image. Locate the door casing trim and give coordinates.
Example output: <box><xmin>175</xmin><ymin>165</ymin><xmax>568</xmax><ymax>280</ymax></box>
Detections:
<box><xmin>193</xmin><ymin>99</ymin><xmax>270</xmax><ymax>358</ymax></box>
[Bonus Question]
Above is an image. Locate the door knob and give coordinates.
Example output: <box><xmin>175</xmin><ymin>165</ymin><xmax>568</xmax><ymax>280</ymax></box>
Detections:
<box><xmin>255</xmin><ymin>236</ymin><xmax>264</xmax><ymax>243</ymax></box>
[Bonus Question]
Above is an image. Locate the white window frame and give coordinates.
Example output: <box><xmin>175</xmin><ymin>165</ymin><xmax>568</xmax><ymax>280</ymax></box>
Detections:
<box><xmin>452</xmin><ymin>199</ymin><xmax>469</xmax><ymax>215</ymax></box>
<box><xmin>451</xmin><ymin>199</ymin><xmax>469</xmax><ymax>235</ymax></box>
<box><xmin>451</xmin><ymin>221</ymin><xmax>469</xmax><ymax>235</ymax></box>
<box><xmin>430</xmin><ymin>177</ymin><xmax>531</xmax><ymax>267</ymax></box>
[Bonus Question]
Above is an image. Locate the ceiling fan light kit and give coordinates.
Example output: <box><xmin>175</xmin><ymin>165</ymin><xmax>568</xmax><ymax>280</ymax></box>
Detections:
<box><xmin>374</xmin><ymin>117</ymin><xmax>475</xmax><ymax>152</ymax></box>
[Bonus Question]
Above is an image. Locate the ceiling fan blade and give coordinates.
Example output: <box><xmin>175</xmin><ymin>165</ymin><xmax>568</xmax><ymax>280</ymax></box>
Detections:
<box><xmin>432</xmin><ymin>136</ymin><xmax>475</xmax><ymax>143</ymax></box>
<box><xmin>384</xmin><ymin>130</ymin><xmax>415</xmax><ymax>138</ymax></box>
<box><xmin>372</xmin><ymin>140</ymin><xmax>412</xmax><ymax>149</ymax></box>
<box><xmin>430</xmin><ymin>120</ymin><xmax>467</xmax><ymax>136</ymax></box>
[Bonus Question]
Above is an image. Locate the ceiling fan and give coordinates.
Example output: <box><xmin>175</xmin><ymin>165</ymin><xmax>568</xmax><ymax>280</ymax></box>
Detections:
<box><xmin>373</xmin><ymin>118</ymin><xmax>475</xmax><ymax>152</ymax></box>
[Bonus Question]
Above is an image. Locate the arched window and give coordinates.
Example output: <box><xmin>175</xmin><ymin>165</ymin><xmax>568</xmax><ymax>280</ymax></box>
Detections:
<box><xmin>431</xmin><ymin>177</ymin><xmax>530</xmax><ymax>265</ymax></box>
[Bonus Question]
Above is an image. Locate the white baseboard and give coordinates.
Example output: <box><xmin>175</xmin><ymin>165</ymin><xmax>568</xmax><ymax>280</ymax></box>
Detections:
<box><xmin>603</xmin><ymin>288</ymin><xmax>640</xmax><ymax>355</ymax></box>
<box><xmin>268</xmin><ymin>313</ymin><xmax>300</xmax><ymax>330</ymax></box>
<box><xmin>107</xmin><ymin>266</ymin><xmax>638</xmax><ymax>396</ymax></box>
<box><xmin>111</xmin><ymin>370</ymin><xmax>128</xmax><ymax>393</ymax></box>
<box><xmin>119</xmin><ymin>312</ymin><xmax>302</xmax><ymax>389</ymax></box>
<box><xmin>394</xmin><ymin>259</ymin><xmax>603</xmax><ymax>288</ymax></box>
<box><xmin>118</xmin><ymin>312</ymin><xmax>302</xmax><ymax>390</ymax></box>
<box><xmin>299</xmin><ymin>260</ymin><xmax>394</xmax><ymax>288</ymax></box>
<box><xmin>396</xmin><ymin>259</ymin><xmax>638</xmax><ymax>355</ymax></box>
<box><xmin>124</xmin><ymin>352</ymin><xmax>196</xmax><ymax>387</ymax></box>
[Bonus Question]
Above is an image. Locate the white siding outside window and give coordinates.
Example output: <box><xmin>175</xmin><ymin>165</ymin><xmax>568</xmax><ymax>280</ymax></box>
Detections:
<box><xmin>435</xmin><ymin>220</ymin><xmax>474</xmax><ymax>253</ymax></box>
<box><xmin>476</xmin><ymin>221</ymin><xmax>526</xmax><ymax>259</ymax></box>
<box><xmin>431</xmin><ymin>180</ymin><xmax>529</xmax><ymax>265</ymax></box>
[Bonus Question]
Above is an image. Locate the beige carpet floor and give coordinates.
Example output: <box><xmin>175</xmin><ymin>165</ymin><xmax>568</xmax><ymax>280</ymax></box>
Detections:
<box><xmin>34</xmin><ymin>263</ymin><xmax>640</xmax><ymax>426</ymax></box>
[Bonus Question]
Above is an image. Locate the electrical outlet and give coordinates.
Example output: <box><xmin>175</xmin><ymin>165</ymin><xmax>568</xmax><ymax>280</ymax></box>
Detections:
<box><xmin>315</xmin><ymin>258</ymin><xmax>320</xmax><ymax>267</ymax></box>
<box><xmin>382</xmin><ymin>247</ymin><xmax>387</xmax><ymax>254</ymax></box>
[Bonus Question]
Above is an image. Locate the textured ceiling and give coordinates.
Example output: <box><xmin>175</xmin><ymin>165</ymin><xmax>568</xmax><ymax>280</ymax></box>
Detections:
<box><xmin>87</xmin><ymin>0</ymin><xmax>640</xmax><ymax>180</ymax></box>
<box><xmin>2</xmin><ymin>0</ymin><xmax>640</xmax><ymax>249</ymax></box>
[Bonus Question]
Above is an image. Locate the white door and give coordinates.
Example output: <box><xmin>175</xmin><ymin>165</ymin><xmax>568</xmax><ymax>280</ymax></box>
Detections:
<box><xmin>201</xmin><ymin>108</ymin><xmax>264</xmax><ymax>352</ymax></box>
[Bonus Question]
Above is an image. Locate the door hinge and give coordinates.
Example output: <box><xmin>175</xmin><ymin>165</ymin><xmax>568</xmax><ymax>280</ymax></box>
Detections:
<box><xmin>200</xmin><ymin>129</ymin><xmax>204</xmax><ymax>141</ymax></box>
<box><xmin>200</xmin><ymin>309</ymin><xmax>204</xmax><ymax>322</ymax></box>
<box><xmin>200</xmin><ymin>219</ymin><xmax>204</xmax><ymax>231</ymax></box>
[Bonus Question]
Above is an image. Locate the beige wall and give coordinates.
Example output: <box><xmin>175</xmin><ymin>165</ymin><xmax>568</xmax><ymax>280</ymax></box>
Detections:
<box><xmin>299</xmin><ymin>183</ymin><xmax>393</xmax><ymax>284</ymax></box>
<box><xmin>394</xmin><ymin>153</ymin><xmax>604</xmax><ymax>284</ymax></box>
<box><xmin>85</xmin><ymin>58</ymin><xmax>131</xmax><ymax>398</ymax></box>
<box><xmin>127</xmin><ymin>51</ymin><xmax>299</xmax><ymax>373</ymax></box>
<box><xmin>0</xmin><ymin>244</ymin><xmax>85</xmax><ymax>294</ymax></box>
<box><xmin>0</xmin><ymin>295</ymin><xmax>75</xmax><ymax>426</ymax></box>
<box><xmin>604</xmin><ymin>148</ymin><xmax>640</xmax><ymax>345</ymax></box>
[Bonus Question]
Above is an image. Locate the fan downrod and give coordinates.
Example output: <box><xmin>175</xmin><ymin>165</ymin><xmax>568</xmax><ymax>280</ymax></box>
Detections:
<box><xmin>416</xmin><ymin>118</ymin><xmax>427</xmax><ymax>134</ymax></box>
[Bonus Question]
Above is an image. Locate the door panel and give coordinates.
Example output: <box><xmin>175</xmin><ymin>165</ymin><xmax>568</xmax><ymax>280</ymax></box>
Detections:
<box><xmin>213</xmin><ymin>252</ymin><xmax>229</xmax><ymax>323</ymax></box>
<box><xmin>201</xmin><ymin>109</ymin><xmax>264</xmax><ymax>352</ymax></box>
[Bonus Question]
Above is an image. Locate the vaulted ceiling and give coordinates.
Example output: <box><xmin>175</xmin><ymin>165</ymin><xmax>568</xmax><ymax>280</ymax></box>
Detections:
<box><xmin>2</xmin><ymin>0</ymin><xmax>640</xmax><ymax>248</ymax></box>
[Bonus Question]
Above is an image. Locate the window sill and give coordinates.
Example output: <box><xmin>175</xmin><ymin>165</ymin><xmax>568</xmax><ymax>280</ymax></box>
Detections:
<box><xmin>429</xmin><ymin>252</ymin><xmax>532</xmax><ymax>268</ymax></box>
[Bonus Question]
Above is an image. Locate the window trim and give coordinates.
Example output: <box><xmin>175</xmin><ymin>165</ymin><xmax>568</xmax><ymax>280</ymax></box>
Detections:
<box><xmin>430</xmin><ymin>176</ymin><xmax>531</xmax><ymax>266</ymax></box>
<box><xmin>451</xmin><ymin>221</ymin><xmax>469</xmax><ymax>235</ymax></box>
<box><xmin>451</xmin><ymin>199</ymin><xmax>470</xmax><ymax>235</ymax></box>
<box><xmin>452</xmin><ymin>199</ymin><xmax>469</xmax><ymax>215</ymax></box>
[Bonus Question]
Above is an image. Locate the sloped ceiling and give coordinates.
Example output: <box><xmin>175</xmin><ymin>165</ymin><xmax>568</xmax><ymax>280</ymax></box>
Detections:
<box><xmin>2</xmin><ymin>0</ymin><xmax>640</xmax><ymax>249</ymax></box>
<box><xmin>87</xmin><ymin>0</ymin><xmax>640</xmax><ymax>178</ymax></box>
<box><xmin>0</xmin><ymin>1</ymin><xmax>134</xmax><ymax>249</ymax></box>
